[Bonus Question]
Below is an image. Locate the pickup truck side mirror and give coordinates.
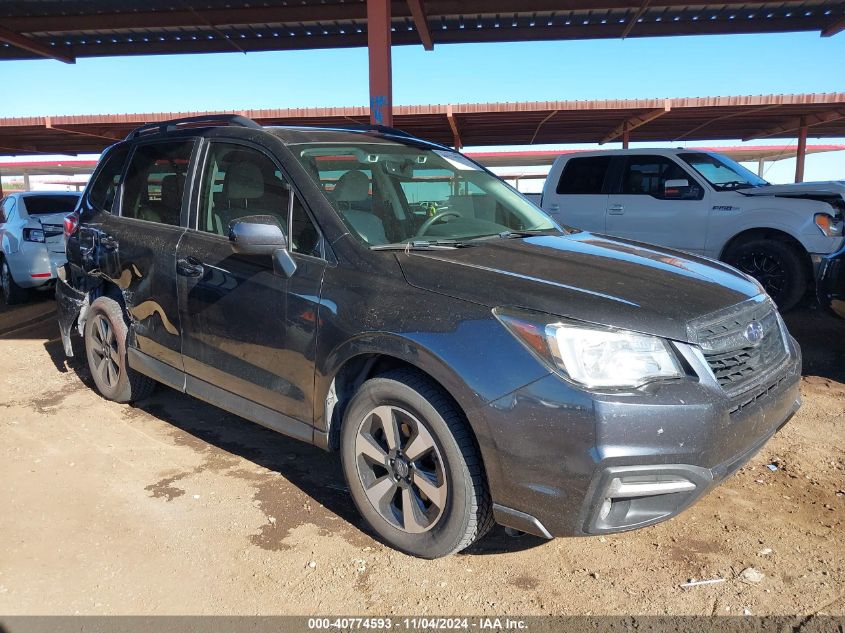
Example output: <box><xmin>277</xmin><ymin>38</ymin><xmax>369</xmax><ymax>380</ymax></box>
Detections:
<box><xmin>228</xmin><ymin>215</ymin><xmax>297</xmax><ymax>278</ymax></box>
<box><xmin>662</xmin><ymin>179</ymin><xmax>700</xmax><ymax>200</ymax></box>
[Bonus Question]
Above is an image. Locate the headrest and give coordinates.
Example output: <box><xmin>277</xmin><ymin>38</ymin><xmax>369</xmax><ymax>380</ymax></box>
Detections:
<box><xmin>160</xmin><ymin>174</ymin><xmax>182</xmax><ymax>208</ymax></box>
<box><xmin>333</xmin><ymin>170</ymin><xmax>370</xmax><ymax>203</ymax></box>
<box><xmin>225</xmin><ymin>162</ymin><xmax>264</xmax><ymax>200</ymax></box>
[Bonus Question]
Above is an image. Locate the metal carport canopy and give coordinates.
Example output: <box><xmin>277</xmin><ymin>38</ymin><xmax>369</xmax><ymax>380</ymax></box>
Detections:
<box><xmin>2</xmin><ymin>93</ymin><xmax>844</xmax><ymax>155</ymax></box>
<box><xmin>1</xmin><ymin>1</ymin><xmax>845</xmax><ymax>126</ymax></box>
<box><xmin>2</xmin><ymin>1</ymin><xmax>844</xmax><ymax>62</ymax></box>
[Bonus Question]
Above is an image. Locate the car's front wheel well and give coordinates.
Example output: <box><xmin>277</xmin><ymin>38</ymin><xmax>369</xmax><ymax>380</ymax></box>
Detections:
<box><xmin>720</xmin><ymin>228</ymin><xmax>811</xmax><ymax>275</ymax></box>
<box><xmin>325</xmin><ymin>354</ymin><xmax>469</xmax><ymax>453</ymax></box>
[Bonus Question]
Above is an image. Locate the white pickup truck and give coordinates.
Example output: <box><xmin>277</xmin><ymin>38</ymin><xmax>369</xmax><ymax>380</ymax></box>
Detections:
<box><xmin>540</xmin><ymin>148</ymin><xmax>845</xmax><ymax>310</ymax></box>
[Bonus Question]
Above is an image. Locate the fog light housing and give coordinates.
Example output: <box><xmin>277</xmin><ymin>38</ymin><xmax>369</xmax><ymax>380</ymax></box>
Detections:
<box><xmin>599</xmin><ymin>498</ymin><xmax>612</xmax><ymax>520</ymax></box>
<box><xmin>590</xmin><ymin>466</ymin><xmax>711</xmax><ymax>534</ymax></box>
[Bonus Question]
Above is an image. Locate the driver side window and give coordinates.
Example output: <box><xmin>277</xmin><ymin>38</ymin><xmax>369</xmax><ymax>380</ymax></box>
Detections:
<box><xmin>621</xmin><ymin>156</ymin><xmax>701</xmax><ymax>199</ymax></box>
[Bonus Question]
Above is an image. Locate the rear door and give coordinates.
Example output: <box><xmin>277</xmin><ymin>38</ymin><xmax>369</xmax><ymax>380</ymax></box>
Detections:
<box><xmin>177</xmin><ymin>140</ymin><xmax>326</xmax><ymax>426</ymax></box>
<box><xmin>81</xmin><ymin>139</ymin><xmax>196</xmax><ymax>371</ymax></box>
<box><xmin>604</xmin><ymin>154</ymin><xmax>709</xmax><ymax>254</ymax></box>
<box><xmin>544</xmin><ymin>155</ymin><xmax>611</xmax><ymax>232</ymax></box>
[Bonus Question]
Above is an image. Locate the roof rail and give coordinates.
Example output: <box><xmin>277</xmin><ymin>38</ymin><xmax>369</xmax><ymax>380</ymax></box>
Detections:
<box><xmin>333</xmin><ymin>123</ymin><xmax>417</xmax><ymax>139</ymax></box>
<box><xmin>125</xmin><ymin>114</ymin><xmax>261</xmax><ymax>140</ymax></box>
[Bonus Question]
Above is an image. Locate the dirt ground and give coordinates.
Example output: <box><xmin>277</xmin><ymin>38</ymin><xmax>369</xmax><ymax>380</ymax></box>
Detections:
<box><xmin>0</xmin><ymin>292</ymin><xmax>842</xmax><ymax>616</ymax></box>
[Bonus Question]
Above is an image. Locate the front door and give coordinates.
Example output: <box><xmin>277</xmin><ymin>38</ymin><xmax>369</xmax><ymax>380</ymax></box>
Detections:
<box><xmin>604</xmin><ymin>155</ymin><xmax>709</xmax><ymax>254</ymax></box>
<box><xmin>176</xmin><ymin>140</ymin><xmax>326</xmax><ymax>425</ymax></box>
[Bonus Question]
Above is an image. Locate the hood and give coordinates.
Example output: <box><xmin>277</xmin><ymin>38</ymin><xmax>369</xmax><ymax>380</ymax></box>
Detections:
<box><xmin>741</xmin><ymin>181</ymin><xmax>845</xmax><ymax>213</ymax></box>
<box><xmin>397</xmin><ymin>232</ymin><xmax>761</xmax><ymax>343</ymax></box>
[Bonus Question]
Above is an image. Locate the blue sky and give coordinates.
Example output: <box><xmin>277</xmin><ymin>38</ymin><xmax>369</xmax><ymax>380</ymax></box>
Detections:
<box><xmin>3</xmin><ymin>31</ymin><xmax>845</xmax><ymax>116</ymax></box>
<box><xmin>4</xmin><ymin>31</ymin><xmax>845</xmax><ymax>183</ymax></box>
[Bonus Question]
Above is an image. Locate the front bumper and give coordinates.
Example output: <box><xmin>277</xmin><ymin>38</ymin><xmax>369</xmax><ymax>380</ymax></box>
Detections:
<box><xmin>817</xmin><ymin>244</ymin><xmax>845</xmax><ymax>318</ymax></box>
<box><xmin>478</xmin><ymin>338</ymin><xmax>802</xmax><ymax>538</ymax></box>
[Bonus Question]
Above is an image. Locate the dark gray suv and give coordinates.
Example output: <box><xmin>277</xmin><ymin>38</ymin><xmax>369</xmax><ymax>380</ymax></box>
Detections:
<box><xmin>56</xmin><ymin>115</ymin><xmax>801</xmax><ymax>558</ymax></box>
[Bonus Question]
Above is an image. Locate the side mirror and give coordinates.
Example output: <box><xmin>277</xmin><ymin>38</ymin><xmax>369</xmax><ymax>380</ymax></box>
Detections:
<box><xmin>663</xmin><ymin>179</ymin><xmax>698</xmax><ymax>200</ymax></box>
<box><xmin>228</xmin><ymin>215</ymin><xmax>297</xmax><ymax>278</ymax></box>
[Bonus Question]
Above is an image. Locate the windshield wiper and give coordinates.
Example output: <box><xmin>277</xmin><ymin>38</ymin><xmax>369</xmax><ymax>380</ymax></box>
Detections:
<box><xmin>468</xmin><ymin>228</ymin><xmax>560</xmax><ymax>242</ymax></box>
<box><xmin>719</xmin><ymin>181</ymin><xmax>755</xmax><ymax>190</ymax></box>
<box><xmin>371</xmin><ymin>239</ymin><xmax>470</xmax><ymax>251</ymax></box>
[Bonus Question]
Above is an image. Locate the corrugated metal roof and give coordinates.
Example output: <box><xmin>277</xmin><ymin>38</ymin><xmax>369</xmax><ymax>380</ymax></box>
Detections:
<box><xmin>0</xmin><ymin>1</ymin><xmax>843</xmax><ymax>62</ymax></box>
<box><xmin>1</xmin><ymin>93</ymin><xmax>844</xmax><ymax>155</ymax></box>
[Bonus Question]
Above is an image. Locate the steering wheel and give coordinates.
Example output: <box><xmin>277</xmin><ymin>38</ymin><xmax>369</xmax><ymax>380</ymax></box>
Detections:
<box><xmin>414</xmin><ymin>211</ymin><xmax>461</xmax><ymax>238</ymax></box>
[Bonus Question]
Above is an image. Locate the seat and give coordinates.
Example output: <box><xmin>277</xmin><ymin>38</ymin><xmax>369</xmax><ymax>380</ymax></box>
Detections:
<box><xmin>332</xmin><ymin>170</ymin><xmax>387</xmax><ymax>244</ymax></box>
<box><xmin>158</xmin><ymin>174</ymin><xmax>183</xmax><ymax>224</ymax></box>
<box><xmin>213</xmin><ymin>161</ymin><xmax>266</xmax><ymax>235</ymax></box>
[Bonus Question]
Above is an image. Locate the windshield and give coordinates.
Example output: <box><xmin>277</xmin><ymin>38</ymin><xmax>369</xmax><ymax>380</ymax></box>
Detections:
<box><xmin>290</xmin><ymin>141</ymin><xmax>558</xmax><ymax>246</ymax></box>
<box><xmin>23</xmin><ymin>194</ymin><xmax>80</xmax><ymax>215</ymax></box>
<box><xmin>678</xmin><ymin>152</ymin><xmax>768</xmax><ymax>191</ymax></box>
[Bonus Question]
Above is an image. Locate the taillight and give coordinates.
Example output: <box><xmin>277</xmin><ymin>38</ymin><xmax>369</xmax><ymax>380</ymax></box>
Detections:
<box><xmin>22</xmin><ymin>228</ymin><xmax>46</xmax><ymax>243</ymax></box>
<box><xmin>63</xmin><ymin>213</ymin><xmax>79</xmax><ymax>238</ymax></box>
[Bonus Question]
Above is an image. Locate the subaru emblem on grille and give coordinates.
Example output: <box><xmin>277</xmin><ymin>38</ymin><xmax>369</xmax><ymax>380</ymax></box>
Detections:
<box><xmin>744</xmin><ymin>320</ymin><xmax>764</xmax><ymax>345</ymax></box>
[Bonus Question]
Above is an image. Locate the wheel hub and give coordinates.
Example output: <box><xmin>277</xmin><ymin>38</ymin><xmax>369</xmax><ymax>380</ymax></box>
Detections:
<box><xmin>390</xmin><ymin>454</ymin><xmax>410</xmax><ymax>481</ymax></box>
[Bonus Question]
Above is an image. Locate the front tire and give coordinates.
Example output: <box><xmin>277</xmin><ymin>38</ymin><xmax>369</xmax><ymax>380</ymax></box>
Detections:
<box><xmin>340</xmin><ymin>368</ymin><xmax>493</xmax><ymax>558</ymax></box>
<box><xmin>84</xmin><ymin>296</ymin><xmax>156</xmax><ymax>403</ymax></box>
<box><xmin>724</xmin><ymin>238</ymin><xmax>807</xmax><ymax>311</ymax></box>
<box><xmin>0</xmin><ymin>257</ymin><xmax>28</xmax><ymax>305</ymax></box>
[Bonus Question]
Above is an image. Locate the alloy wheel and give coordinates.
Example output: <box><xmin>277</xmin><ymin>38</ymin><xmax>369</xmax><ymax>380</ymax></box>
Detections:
<box><xmin>90</xmin><ymin>314</ymin><xmax>120</xmax><ymax>389</ymax></box>
<box><xmin>354</xmin><ymin>405</ymin><xmax>448</xmax><ymax>533</ymax></box>
<box><xmin>735</xmin><ymin>250</ymin><xmax>787</xmax><ymax>298</ymax></box>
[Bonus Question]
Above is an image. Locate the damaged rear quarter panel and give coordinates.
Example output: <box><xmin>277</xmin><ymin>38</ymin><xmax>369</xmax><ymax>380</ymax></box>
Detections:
<box><xmin>59</xmin><ymin>213</ymin><xmax>185</xmax><ymax>370</ymax></box>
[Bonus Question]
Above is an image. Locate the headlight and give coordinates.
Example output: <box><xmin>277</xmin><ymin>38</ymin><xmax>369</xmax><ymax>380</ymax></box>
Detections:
<box><xmin>22</xmin><ymin>228</ymin><xmax>45</xmax><ymax>243</ymax></box>
<box><xmin>815</xmin><ymin>213</ymin><xmax>844</xmax><ymax>237</ymax></box>
<box><xmin>494</xmin><ymin>307</ymin><xmax>684</xmax><ymax>389</ymax></box>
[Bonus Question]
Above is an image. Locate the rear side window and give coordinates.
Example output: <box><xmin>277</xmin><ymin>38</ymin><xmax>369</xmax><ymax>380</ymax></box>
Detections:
<box><xmin>22</xmin><ymin>195</ymin><xmax>79</xmax><ymax>215</ymax></box>
<box><xmin>556</xmin><ymin>156</ymin><xmax>612</xmax><ymax>194</ymax></box>
<box><xmin>0</xmin><ymin>197</ymin><xmax>10</xmax><ymax>223</ymax></box>
<box><xmin>89</xmin><ymin>146</ymin><xmax>129</xmax><ymax>213</ymax></box>
<box><xmin>122</xmin><ymin>141</ymin><xmax>194</xmax><ymax>226</ymax></box>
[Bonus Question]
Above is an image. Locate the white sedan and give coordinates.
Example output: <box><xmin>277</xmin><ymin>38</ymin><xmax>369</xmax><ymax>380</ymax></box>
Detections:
<box><xmin>0</xmin><ymin>191</ymin><xmax>81</xmax><ymax>304</ymax></box>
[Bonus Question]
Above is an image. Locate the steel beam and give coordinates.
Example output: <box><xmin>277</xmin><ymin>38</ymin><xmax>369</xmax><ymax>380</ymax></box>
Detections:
<box><xmin>367</xmin><ymin>0</ymin><xmax>393</xmax><ymax>127</ymax></box>
<box><xmin>0</xmin><ymin>25</ymin><xmax>74</xmax><ymax>63</ymax></box>
<box><xmin>407</xmin><ymin>0</ymin><xmax>434</xmax><ymax>50</ymax></box>
<box><xmin>446</xmin><ymin>105</ymin><xmax>461</xmax><ymax>149</ymax></box>
<box><xmin>601</xmin><ymin>104</ymin><xmax>670</xmax><ymax>144</ymax></box>
<box><xmin>821</xmin><ymin>15</ymin><xmax>845</xmax><ymax>37</ymax></box>
<box><xmin>795</xmin><ymin>119</ymin><xmax>808</xmax><ymax>183</ymax></box>
<box><xmin>743</xmin><ymin>108</ymin><xmax>845</xmax><ymax>141</ymax></box>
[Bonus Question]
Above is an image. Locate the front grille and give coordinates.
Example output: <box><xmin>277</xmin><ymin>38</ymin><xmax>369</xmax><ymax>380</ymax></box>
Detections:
<box><xmin>687</xmin><ymin>298</ymin><xmax>789</xmax><ymax>397</ymax></box>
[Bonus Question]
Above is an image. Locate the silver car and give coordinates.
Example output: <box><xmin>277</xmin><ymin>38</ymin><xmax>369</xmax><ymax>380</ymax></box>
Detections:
<box><xmin>0</xmin><ymin>191</ymin><xmax>81</xmax><ymax>304</ymax></box>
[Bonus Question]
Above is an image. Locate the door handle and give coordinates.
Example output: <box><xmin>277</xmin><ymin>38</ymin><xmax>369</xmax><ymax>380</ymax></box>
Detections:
<box><xmin>608</xmin><ymin>205</ymin><xmax>625</xmax><ymax>215</ymax></box>
<box><xmin>548</xmin><ymin>203</ymin><xmax>560</xmax><ymax>212</ymax></box>
<box><xmin>176</xmin><ymin>257</ymin><xmax>204</xmax><ymax>278</ymax></box>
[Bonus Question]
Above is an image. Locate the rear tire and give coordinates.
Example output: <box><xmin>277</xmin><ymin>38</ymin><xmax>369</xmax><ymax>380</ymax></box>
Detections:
<box><xmin>84</xmin><ymin>296</ymin><xmax>156</xmax><ymax>403</ymax></box>
<box><xmin>724</xmin><ymin>238</ymin><xmax>807</xmax><ymax>311</ymax></box>
<box><xmin>0</xmin><ymin>257</ymin><xmax>28</xmax><ymax>305</ymax></box>
<box><xmin>340</xmin><ymin>368</ymin><xmax>493</xmax><ymax>558</ymax></box>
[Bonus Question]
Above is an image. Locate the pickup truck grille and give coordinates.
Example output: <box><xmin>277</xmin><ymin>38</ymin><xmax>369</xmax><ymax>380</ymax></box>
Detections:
<box><xmin>688</xmin><ymin>298</ymin><xmax>788</xmax><ymax>397</ymax></box>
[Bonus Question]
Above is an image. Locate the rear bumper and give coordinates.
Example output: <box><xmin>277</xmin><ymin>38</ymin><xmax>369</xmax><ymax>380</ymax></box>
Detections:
<box><xmin>817</xmin><ymin>244</ymin><xmax>845</xmax><ymax>318</ymax></box>
<box><xmin>477</xmin><ymin>338</ymin><xmax>802</xmax><ymax>538</ymax></box>
<box><xmin>5</xmin><ymin>242</ymin><xmax>66</xmax><ymax>288</ymax></box>
<box><xmin>55</xmin><ymin>275</ymin><xmax>87</xmax><ymax>357</ymax></box>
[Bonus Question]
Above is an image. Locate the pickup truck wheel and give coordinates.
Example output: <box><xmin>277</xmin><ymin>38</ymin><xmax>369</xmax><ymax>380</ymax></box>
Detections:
<box><xmin>724</xmin><ymin>239</ymin><xmax>806</xmax><ymax>311</ymax></box>
<box><xmin>340</xmin><ymin>368</ymin><xmax>493</xmax><ymax>558</ymax></box>
<box><xmin>0</xmin><ymin>258</ymin><xmax>28</xmax><ymax>305</ymax></box>
<box><xmin>84</xmin><ymin>296</ymin><xmax>156</xmax><ymax>403</ymax></box>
